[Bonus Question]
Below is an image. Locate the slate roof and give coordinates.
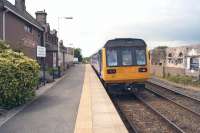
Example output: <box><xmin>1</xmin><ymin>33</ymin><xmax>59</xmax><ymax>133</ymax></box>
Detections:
<box><xmin>2</xmin><ymin>0</ymin><xmax>43</xmax><ymax>31</ymax></box>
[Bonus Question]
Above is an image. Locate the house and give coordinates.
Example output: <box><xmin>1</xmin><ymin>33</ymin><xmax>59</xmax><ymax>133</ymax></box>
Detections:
<box><xmin>165</xmin><ymin>46</ymin><xmax>186</xmax><ymax>76</ymax></box>
<box><xmin>150</xmin><ymin>46</ymin><xmax>168</xmax><ymax>77</ymax></box>
<box><xmin>59</xmin><ymin>40</ymin><xmax>74</xmax><ymax>75</ymax></box>
<box><xmin>35</xmin><ymin>10</ymin><xmax>59</xmax><ymax>70</ymax></box>
<box><xmin>150</xmin><ymin>46</ymin><xmax>167</xmax><ymax>65</ymax></box>
<box><xmin>0</xmin><ymin>0</ymin><xmax>44</xmax><ymax>59</ymax></box>
<box><xmin>151</xmin><ymin>45</ymin><xmax>200</xmax><ymax>79</ymax></box>
<box><xmin>0</xmin><ymin>0</ymin><xmax>46</xmax><ymax>83</ymax></box>
<box><xmin>185</xmin><ymin>46</ymin><xmax>200</xmax><ymax>78</ymax></box>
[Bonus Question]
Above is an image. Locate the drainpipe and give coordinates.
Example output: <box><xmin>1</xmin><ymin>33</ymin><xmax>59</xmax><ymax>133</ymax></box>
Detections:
<box><xmin>42</xmin><ymin>28</ymin><xmax>46</xmax><ymax>85</ymax></box>
<box><xmin>2</xmin><ymin>9</ymin><xmax>8</xmax><ymax>40</ymax></box>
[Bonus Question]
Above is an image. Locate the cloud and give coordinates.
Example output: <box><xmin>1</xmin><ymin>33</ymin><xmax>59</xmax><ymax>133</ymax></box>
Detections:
<box><xmin>7</xmin><ymin>0</ymin><xmax>200</xmax><ymax>57</ymax></box>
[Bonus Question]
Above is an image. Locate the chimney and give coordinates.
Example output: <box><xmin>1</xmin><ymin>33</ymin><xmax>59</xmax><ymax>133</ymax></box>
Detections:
<box><xmin>15</xmin><ymin>0</ymin><xmax>26</xmax><ymax>11</ymax></box>
<box><xmin>35</xmin><ymin>10</ymin><xmax>47</xmax><ymax>25</ymax></box>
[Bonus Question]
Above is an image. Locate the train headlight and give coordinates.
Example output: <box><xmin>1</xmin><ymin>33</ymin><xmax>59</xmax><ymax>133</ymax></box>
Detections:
<box><xmin>107</xmin><ymin>69</ymin><xmax>116</xmax><ymax>74</ymax></box>
<box><xmin>138</xmin><ymin>68</ymin><xmax>148</xmax><ymax>72</ymax></box>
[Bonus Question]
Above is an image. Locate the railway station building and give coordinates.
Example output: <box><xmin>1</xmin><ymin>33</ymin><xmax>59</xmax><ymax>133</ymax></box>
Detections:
<box><xmin>35</xmin><ymin>10</ymin><xmax>59</xmax><ymax>71</ymax></box>
<box><xmin>0</xmin><ymin>0</ymin><xmax>47</xmax><ymax>83</ymax></box>
<box><xmin>151</xmin><ymin>45</ymin><xmax>200</xmax><ymax>79</ymax></box>
<box><xmin>0</xmin><ymin>0</ymin><xmax>44</xmax><ymax>59</ymax></box>
<box><xmin>59</xmin><ymin>40</ymin><xmax>74</xmax><ymax>75</ymax></box>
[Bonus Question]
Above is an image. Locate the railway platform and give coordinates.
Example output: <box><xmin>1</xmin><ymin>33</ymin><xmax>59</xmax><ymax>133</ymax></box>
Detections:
<box><xmin>0</xmin><ymin>64</ymin><xmax>128</xmax><ymax>133</ymax></box>
<box><xmin>74</xmin><ymin>65</ymin><xmax>128</xmax><ymax>133</ymax></box>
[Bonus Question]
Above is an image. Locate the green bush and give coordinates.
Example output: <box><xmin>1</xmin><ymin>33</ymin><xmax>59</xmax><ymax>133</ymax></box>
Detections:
<box><xmin>0</xmin><ymin>41</ymin><xmax>40</xmax><ymax>109</ymax></box>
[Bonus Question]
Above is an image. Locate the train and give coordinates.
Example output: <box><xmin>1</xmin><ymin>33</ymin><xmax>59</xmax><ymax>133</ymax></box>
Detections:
<box><xmin>91</xmin><ymin>38</ymin><xmax>150</xmax><ymax>90</ymax></box>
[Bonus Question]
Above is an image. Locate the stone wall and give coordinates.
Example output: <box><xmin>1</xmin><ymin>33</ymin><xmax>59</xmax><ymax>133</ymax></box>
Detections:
<box><xmin>165</xmin><ymin>67</ymin><xmax>185</xmax><ymax>76</ymax></box>
<box><xmin>150</xmin><ymin>65</ymin><xmax>164</xmax><ymax>77</ymax></box>
<box><xmin>151</xmin><ymin>65</ymin><xmax>185</xmax><ymax>77</ymax></box>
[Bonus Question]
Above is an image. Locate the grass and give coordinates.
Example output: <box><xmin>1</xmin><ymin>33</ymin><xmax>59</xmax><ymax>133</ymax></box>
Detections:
<box><xmin>165</xmin><ymin>74</ymin><xmax>200</xmax><ymax>88</ymax></box>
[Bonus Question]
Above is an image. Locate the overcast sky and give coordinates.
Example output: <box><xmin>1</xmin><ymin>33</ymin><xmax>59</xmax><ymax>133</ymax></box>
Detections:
<box><xmin>9</xmin><ymin>0</ymin><xmax>200</xmax><ymax>57</ymax></box>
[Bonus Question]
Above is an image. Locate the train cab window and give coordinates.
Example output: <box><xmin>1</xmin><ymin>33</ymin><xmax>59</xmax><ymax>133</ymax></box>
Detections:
<box><xmin>107</xmin><ymin>49</ymin><xmax>118</xmax><ymax>67</ymax></box>
<box><xmin>122</xmin><ymin>49</ymin><xmax>132</xmax><ymax>66</ymax></box>
<box><xmin>136</xmin><ymin>49</ymin><xmax>146</xmax><ymax>65</ymax></box>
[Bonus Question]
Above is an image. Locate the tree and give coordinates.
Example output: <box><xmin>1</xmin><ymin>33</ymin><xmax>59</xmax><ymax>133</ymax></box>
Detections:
<box><xmin>74</xmin><ymin>48</ymin><xmax>83</xmax><ymax>62</ymax></box>
<box><xmin>83</xmin><ymin>57</ymin><xmax>90</xmax><ymax>64</ymax></box>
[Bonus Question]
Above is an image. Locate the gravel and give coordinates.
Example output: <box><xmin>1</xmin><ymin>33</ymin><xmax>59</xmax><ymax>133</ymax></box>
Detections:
<box><xmin>112</xmin><ymin>94</ymin><xmax>178</xmax><ymax>133</ymax></box>
<box><xmin>138</xmin><ymin>89</ymin><xmax>200</xmax><ymax>133</ymax></box>
<box><xmin>146</xmin><ymin>83</ymin><xmax>200</xmax><ymax>115</ymax></box>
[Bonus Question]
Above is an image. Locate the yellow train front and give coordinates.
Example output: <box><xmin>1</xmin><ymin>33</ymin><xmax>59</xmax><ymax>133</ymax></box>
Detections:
<box><xmin>91</xmin><ymin>38</ymin><xmax>150</xmax><ymax>90</ymax></box>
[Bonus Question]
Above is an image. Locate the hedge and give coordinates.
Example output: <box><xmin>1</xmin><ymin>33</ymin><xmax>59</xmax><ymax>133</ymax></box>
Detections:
<box><xmin>0</xmin><ymin>41</ymin><xmax>40</xmax><ymax>109</ymax></box>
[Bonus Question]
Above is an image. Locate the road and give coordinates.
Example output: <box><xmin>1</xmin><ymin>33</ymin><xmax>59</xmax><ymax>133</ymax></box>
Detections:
<box><xmin>0</xmin><ymin>65</ymin><xmax>85</xmax><ymax>133</ymax></box>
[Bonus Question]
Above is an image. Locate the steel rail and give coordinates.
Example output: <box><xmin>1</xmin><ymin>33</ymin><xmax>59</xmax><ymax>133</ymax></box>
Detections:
<box><xmin>145</xmin><ymin>82</ymin><xmax>200</xmax><ymax>117</ymax></box>
<box><xmin>135</xmin><ymin>94</ymin><xmax>185</xmax><ymax>133</ymax></box>
<box><xmin>147</xmin><ymin>80</ymin><xmax>200</xmax><ymax>103</ymax></box>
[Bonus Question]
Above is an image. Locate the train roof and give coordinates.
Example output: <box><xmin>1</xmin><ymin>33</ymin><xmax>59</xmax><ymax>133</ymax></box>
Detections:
<box><xmin>104</xmin><ymin>38</ymin><xmax>146</xmax><ymax>48</ymax></box>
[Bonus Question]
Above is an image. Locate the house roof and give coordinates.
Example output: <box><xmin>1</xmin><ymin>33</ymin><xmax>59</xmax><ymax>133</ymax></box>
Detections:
<box><xmin>2</xmin><ymin>0</ymin><xmax>43</xmax><ymax>31</ymax></box>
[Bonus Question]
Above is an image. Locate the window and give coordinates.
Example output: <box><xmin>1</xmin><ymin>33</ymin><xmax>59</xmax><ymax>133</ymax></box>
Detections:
<box><xmin>122</xmin><ymin>49</ymin><xmax>132</xmax><ymax>66</ymax></box>
<box><xmin>177</xmin><ymin>59</ymin><xmax>183</xmax><ymax>64</ymax></box>
<box><xmin>179</xmin><ymin>52</ymin><xmax>183</xmax><ymax>57</ymax></box>
<box><xmin>136</xmin><ymin>49</ymin><xmax>146</xmax><ymax>65</ymax></box>
<box><xmin>168</xmin><ymin>53</ymin><xmax>172</xmax><ymax>57</ymax></box>
<box><xmin>24</xmin><ymin>25</ymin><xmax>32</xmax><ymax>33</ymax></box>
<box><xmin>190</xmin><ymin>57</ymin><xmax>199</xmax><ymax>71</ymax></box>
<box><xmin>107</xmin><ymin>49</ymin><xmax>118</xmax><ymax>67</ymax></box>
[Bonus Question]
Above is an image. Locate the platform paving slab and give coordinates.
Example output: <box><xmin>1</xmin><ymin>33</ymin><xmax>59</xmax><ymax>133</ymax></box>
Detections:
<box><xmin>0</xmin><ymin>64</ymin><xmax>85</xmax><ymax>133</ymax></box>
<box><xmin>74</xmin><ymin>65</ymin><xmax>128</xmax><ymax>133</ymax></box>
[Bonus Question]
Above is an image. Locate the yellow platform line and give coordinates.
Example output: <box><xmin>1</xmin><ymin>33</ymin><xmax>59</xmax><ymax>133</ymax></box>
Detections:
<box><xmin>74</xmin><ymin>65</ymin><xmax>92</xmax><ymax>133</ymax></box>
<box><xmin>74</xmin><ymin>65</ymin><xmax>128</xmax><ymax>133</ymax></box>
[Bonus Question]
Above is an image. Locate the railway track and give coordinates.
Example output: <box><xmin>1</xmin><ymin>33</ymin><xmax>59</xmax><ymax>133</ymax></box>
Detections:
<box><xmin>139</xmin><ymin>85</ymin><xmax>200</xmax><ymax>132</ymax></box>
<box><xmin>109</xmin><ymin>89</ymin><xmax>184</xmax><ymax>133</ymax></box>
<box><xmin>146</xmin><ymin>81</ymin><xmax>200</xmax><ymax>118</ymax></box>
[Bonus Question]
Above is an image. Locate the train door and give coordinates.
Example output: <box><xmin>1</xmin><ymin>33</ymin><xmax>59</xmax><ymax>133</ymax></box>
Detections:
<box><xmin>98</xmin><ymin>50</ymin><xmax>102</xmax><ymax>77</ymax></box>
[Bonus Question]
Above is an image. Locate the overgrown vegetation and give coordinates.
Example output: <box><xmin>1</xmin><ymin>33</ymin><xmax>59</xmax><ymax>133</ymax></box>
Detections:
<box><xmin>0</xmin><ymin>41</ymin><xmax>40</xmax><ymax>109</ymax></box>
<box><xmin>165</xmin><ymin>74</ymin><xmax>200</xmax><ymax>87</ymax></box>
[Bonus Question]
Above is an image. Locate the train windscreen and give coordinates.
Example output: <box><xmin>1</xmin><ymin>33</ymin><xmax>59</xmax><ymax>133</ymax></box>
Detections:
<box><xmin>121</xmin><ymin>48</ymin><xmax>133</xmax><ymax>66</ymax></box>
<box><xmin>106</xmin><ymin>47</ymin><xmax>146</xmax><ymax>67</ymax></box>
<box><xmin>107</xmin><ymin>49</ymin><xmax>118</xmax><ymax>67</ymax></box>
<box><xmin>135</xmin><ymin>49</ymin><xmax>146</xmax><ymax>65</ymax></box>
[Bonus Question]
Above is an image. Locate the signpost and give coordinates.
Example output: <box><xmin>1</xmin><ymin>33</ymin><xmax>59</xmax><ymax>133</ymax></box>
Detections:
<box><xmin>37</xmin><ymin>46</ymin><xmax>46</xmax><ymax>85</ymax></box>
<box><xmin>37</xmin><ymin>46</ymin><xmax>46</xmax><ymax>57</ymax></box>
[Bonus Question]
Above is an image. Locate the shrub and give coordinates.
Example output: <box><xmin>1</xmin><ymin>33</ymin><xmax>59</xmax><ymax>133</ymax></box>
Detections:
<box><xmin>0</xmin><ymin>41</ymin><xmax>40</xmax><ymax>109</ymax></box>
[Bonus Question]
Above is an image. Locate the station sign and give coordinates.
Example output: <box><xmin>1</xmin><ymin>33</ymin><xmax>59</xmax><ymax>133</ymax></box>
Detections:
<box><xmin>37</xmin><ymin>46</ymin><xmax>46</xmax><ymax>57</ymax></box>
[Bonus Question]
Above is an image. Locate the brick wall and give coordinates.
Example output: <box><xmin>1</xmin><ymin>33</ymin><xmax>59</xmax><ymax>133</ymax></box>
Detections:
<box><xmin>165</xmin><ymin>67</ymin><xmax>185</xmax><ymax>76</ymax></box>
<box><xmin>150</xmin><ymin>65</ymin><xmax>164</xmax><ymax>77</ymax></box>
<box><xmin>46</xmin><ymin>52</ymin><xmax>53</xmax><ymax>67</ymax></box>
<box><xmin>5</xmin><ymin>12</ymin><xmax>42</xmax><ymax>59</ymax></box>
<box><xmin>151</xmin><ymin>65</ymin><xmax>186</xmax><ymax>77</ymax></box>
<box><xmin>0</xmin><ymin>10</ymin><xmax>3</xmax><ymax>39</ymax></box>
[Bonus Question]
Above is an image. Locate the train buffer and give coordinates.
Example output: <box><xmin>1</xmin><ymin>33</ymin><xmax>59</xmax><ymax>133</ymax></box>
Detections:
<box><xmin>74</xmin><ymin>64</ymin><xmax>128</xmax><ymax>133</ymax></box>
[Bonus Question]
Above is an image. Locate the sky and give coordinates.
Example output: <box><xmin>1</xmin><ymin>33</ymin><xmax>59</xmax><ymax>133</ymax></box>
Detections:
<box><xmin>9</xmin><ymin>0</ymin><xmax>200</xmax><ymax>57</ymax></box>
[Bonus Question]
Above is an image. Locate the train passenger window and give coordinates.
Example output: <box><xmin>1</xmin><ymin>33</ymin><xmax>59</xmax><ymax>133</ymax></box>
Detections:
<box><xmin>107</xmin><ymin>49</ymin><xmax>118</xmax><ymax>66</ymax></box>
<box><xmin>122</xmin><ymin>49</ymin><xmax>132</xmax><ymax>66</ymax></box>
<box><xmin>136</xmin><ymin>49</ymin><xmax>146</xmax><ymax>65</ymax></box>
